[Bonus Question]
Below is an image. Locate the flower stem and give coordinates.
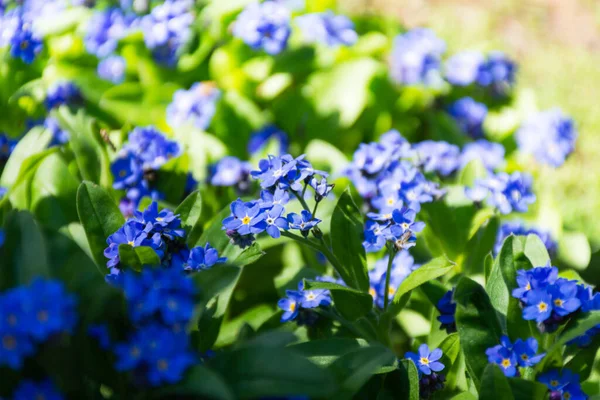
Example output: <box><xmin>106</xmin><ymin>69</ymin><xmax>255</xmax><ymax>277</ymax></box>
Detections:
<box><xmin>383</xmin><ymin>245</ymin><xmax>397</xmax><ymax>311</ymax></box>
<box><xmin>292</xmin><ymin>189</ymin><xmax>311</xmax><ymax>213</ymax></box>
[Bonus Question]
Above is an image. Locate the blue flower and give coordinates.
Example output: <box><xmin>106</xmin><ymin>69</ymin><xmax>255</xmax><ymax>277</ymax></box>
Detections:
<box><xmin>12</xmin><ymin>379</ymin><xmax>63</xmax><ymax>400</ymax></box>
<box><xmin>259</xmin><ymin>187</ymin><xmax>290</xmax><ymax>208</ymax></box>
<box><xmin>287</xmin><ymin>210</ymin><xmax>320</xmax><ymax>234</ymax></box>
<box><xmin>295</xmin><ymin>11</ymin><xmax>357</xmax><ymax>47</ymax></box>
<box><xmin>0</xmin><ymin>331</ymin><xmax>35</xmax><ymax>369</ymax></box>
<box><xmin>309</xmin><ymin>176</ymin><xmax>334</xmax><ymax>202</ymax></box>
<box><xmin>251</xmin><ymin>154</ymin><xmax>298</xmax><ymax>189</ymax></box>
<box><xmin>124</xmin><ymin>126</ymin><xmax>180</xmax><ymax>170</ymax></box>
<box><xmin>523</xmin><ymin>290</ymin><xmax>553</xmax><ymax>323</ymax></box>
<box><xmin>167</xmin><ymin>82</ymin><xmax>220</xmax><ymax>130</ymax></box>
<box><xmin>547</xmin><ymin>280</ymin><xmax>581</xmax><ymax>317</ymax></box>
<box><xmin>264</xmin><ymin>204</ymin><xmax>288</xmax><ymax>239</ymax></box>
<box><xmin>85</xmin><ymin>8</ymin><xmax>132</xmax><ymax>58</ymax></box>
<box><xmin>298</xmin><ymin>281</ymin><xmax>332</xmax><ymax>309</ymax></box>
<box><xmin>140</xmin><ymin>0</ymin><xmax>194</xmax><ymax>66</ymax></box>
<box><xmin>45</xmin><ymin>81</ymin><xmax>81</xmax><ymax>110</ymax></box>
<box><xmin>436</xmin><ymin>289</ymin><xmax>456</xmax><ymax>333</ymax></box>
<box><xmin>516</xmin><ymin>108</ymin><xmax>577</xmax><ymax>167</ymax></box>
<box><xmin>248</xmin><ymin>125</ymin><xmax>289</xmax><ymax>156</ymax></box>
<box><xmin>476</xmin><ymin>51</ymin><xmax>517</xmax><ymax>95</ymax></box>
<box><xmin>392</xmin><ymin>207</ymin><xmax>425</xmax><ymax>233</ymax></box>
<box><xmin>405</xmin><ymin>344</ymin><xmax>445</xmax><ymax>376</ymax></box>
<box><xmin>390</xmin><ymin>28</ymin><xmax>446</xmax><ymax>86</ymax></box>
<box><xmin>486</xmin><ymin>345</ymin><xmax>518</xmax><ymax>376</ymax></box>
<box><xmin>88</xmin><ymin>324</ymin><xmax>111</xmax><ymax>350</ymax></box>
<box><xmin>223</xmin><ymin>199</ymin><xmax>267</xmax><ymax>235</ymax></box>
<box><xmin>278</xmin><ymin>290</ymin><xmax>303</xmax><ymax>322</ymax></box>
<box><xmin>444</xmin><ymin>50</ymin><xmax>485</xmax><ymax>86</ymax></box>
<box><xmin>363</xmin><ymin>219</ymin><xmax>388</xmax><ymax>253</ymax></box>
<box><xmin>512</xmin><ymin>264</ymin><xmax>558</xmax><ymax>301</ymax></box>
<box><xmin>233</xmin><ymin>1</ymin><xmax>291</xmax><ymax>55</ymax></box>
<box><xmin>460</xmin><ymin>140</ymin><xmax>505</xmax><ymax>171</ymax></box>
<box><xmin>466</xmin><ymin>172</ymin><xmax>536</xmax><ymax>214</ymax></box>
<box><xmin>539</xmin><ymin>369</ymin><xmax>586</xmax><ymax>400</ymax></box>
<box><xmin>447</xmin><ymin>97</ymin><xmax>487</xmax><ymax>139</ymax></box>
<box><xmin>97</xmin><ymin>55</ymin><xmax>126</xmax><ymax>84</ymax></box>
<box><xmin>513</xmin><ymin>337</ymin><xmax>545</xmax><ymax>367</ymax></box>
<box><xmin>495</xmin><ymin>221</ymin><xmax>556</xmax><ymax>257</ymax></box>
<box><xmin>10</xmin><ymin>24</ymin><xmax>43</xmax><ymax>64</ymax></box>
<box><xmin>185</xmin><ymin>243</ymin><xmax>227</xmax><ymax>271</ymax></box>
<box><xmin>133</xmin><ymin>201</ymin><xmax>185</xmax><ymax>240</ymax></box>
<box><xmin>104</xmin><ymin>220</ymin><xmax>150</xmax><ymax>269</ymax></box>
<box><xmin>0</xmin><ymin>133</ymin><xmax>19</xmax><ymax>161</ymax></box>
<box><xmin>210</xmin><ymin>156</ymin><xmax>252</xmax><ymax>187</ymax></box>
<box><xmin>414</xmin><ymin>140</ymin><xmax>461</xmax><ymax>176</ymax></box>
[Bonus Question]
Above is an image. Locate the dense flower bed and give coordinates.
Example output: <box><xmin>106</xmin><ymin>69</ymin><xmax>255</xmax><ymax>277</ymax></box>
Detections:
<box><xmin>0</xmin><ymin>0</ymin><xmax>595</xmax><ymax>399</ymax></box>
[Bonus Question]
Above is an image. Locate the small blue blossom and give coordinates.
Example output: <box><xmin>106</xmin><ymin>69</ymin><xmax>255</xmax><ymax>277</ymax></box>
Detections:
<box><xmin>85</xmin><ymin>8</ymin><xmax>132</xmax><ymax>58</ymax></box>
<box><xmin>167</xmin><ymin>82</ymin><xmax>220</xmax><ymax>130</ymax></box>
<box><xmin>436</xmin><ymin>289</ymin><xmax>456</xmax><ymax>333</ymax></box>
<box><xmin>539</xmin><ymin>369</ymin><xmax>586</xmax><ymax>400</ymax></box>
<box><xmin>523</xmin><ymin>289</ymin><xmax>553</xmax><ymax>323</ymax></box>
<box><xmin>88</xmin><ymin>324</ymin><xmax>111</xmax><ymax>350</ymax></box>
<box><xmin>444</xmin><ymin>50</ymin><xmax>485</xmax><ymax>86</ymax></box>
<box><xmin>466</xmin><ymin>172</ymin><xmax>536</xmax><ymax>214</ymax></box>
<box><xmin>251</xmin><ymin>154</ymin><xmax>298</xmax><ymax>189</ymax></box>
<box><xmin>222</xmin><ymin>199</ymin><xmax>267</xmax><ymax>235</ymax></box>
<box><xmin>104</xmin><ymin>219</ymin><xmax>159</xmax><ymax>270</ymax></box>
<box><xmin>547</xmin><ymin>280</ymin><xmax>581</xmax><ymax>317</ymax></box>
<box><xmin>414</xmin><ymin>140</ymin><xmax>461</xmax><ymax>176</ymax></box>
<box><xmin>460</xmin><ymin>140</ymin><xmax>505</xmax><ymax>171</ymax></box>
<box><xmin>97</xmin><ymin>55</ymin><xmax>126</xmax><ymax>84</ymax></box>
<box><xmin>124</xmin><ymin>126</ymin><xmax>180</xmax><ymax>170</ymax></box>
<box><xmin>516</xmin><ymin>108</ymin><xmax>577</xmax><ymax>167</ymax></box>
<box><xmin>298</xmin><ymin>281</ymin><xmax>332</xmax><ymax>309</ymax></box>
<box><xmin>512</xmin><ymin>264</ymin><xmax>558</xmax><ymax>301</ymax></box>
<box><xmin>259</xmin><ymin>187</ymin><xmax>290</xmax><ymax>208</ymax></box>
<box><xmin>45</xmin><ymin>81</ymin><xmax>81</xmax><ymax>110</ymax></box>
<box><xmin>513</xmin><ymin>337</ymin><xmax>545</xmax><ymax>367</ymax></box>
<box><xmin>210</xmin><ymin>156</ymin><xmax>252</xmax><ymax>188</ymax></box>
<box><xmin>233</xmin><ymin>1</ymin><xmax>291</xmax><ymax>55</ymax></box>
<box><xmin>390</xmin><ymin>28</ymin><xmax>446</xmax><ymax>86</ymax></box>
<box><xmin>248</xmin><ymin>125</ymin><xmax>289</xmax><ymax>156</ymax></box>
<box><xmin>10</xmin><ymin>24</ymin><xmax>43</xmax><ymax>64</ymax></box>
<box><xmin>485</xmin><ymin>336</ymin><xmax>518</xmax><ymax>377</ymax></box>
<box><xmin>405</xmin><ymin>344</ymin><xmax>444</xmax><ymax>376</ymax></box>
<box><xmin>12</xmin><ymin>379</ymin><xmax>63</xmax><ymax>400</ymax></box>
<box><xmin>133</xmin><ymin>201</ymin><xmax>186</xmax><ymax>240</ymax></box>
<box><xmin>185</xmin><ymin>243</ymin><xmax>227</xmax><ymax>271</ymax></box>
<box><xmin>0</xmin><ymin>133</ymin><xmax>19</xmax><ymax>161</ymax></box>
<box><xmin>309</xmin><ymin>176</ymin><xmax>334</xmax><ymax>202</ymax></box>
<box><xmin>362</xmin><ymin>219</ymin><xmax>388</xmax><ymax>252</ymax></box>
<box><xmin>476</xmin><ymin>51</ymin><xmax>517</xmax><ymax>96</ymax></box>
<box><xmin>277</xmin><ymin>290</ymin><xmax>303</xmax><ymax>322</ymax></box>
<box><xmin>263</xmin><ymin>204</ymin><xmax>288</xmax><ymax>239</ymax></box>
<box><xmin>287</xmin><ymin>210</ymin><xmax>320</xmax><ymax>234</ymax></box>
<box><xmin>447</xmin><ymin>97</ymin><xmax>487</xmax><ymax>139</ymax></box>
<box><xmin>295</xmin><ymin>11</ymin><xmax>357</xmax><ymax>47</ymax></box>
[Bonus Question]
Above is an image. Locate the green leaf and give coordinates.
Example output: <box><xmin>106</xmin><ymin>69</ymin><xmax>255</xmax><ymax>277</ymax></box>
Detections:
<box><xmin>387</xmin><ymin>257</ymin><xmax>455</xmax><ymax>317</ymax></box>
<box><xmin>156</xmin><ymin>364</ymin><xmax>235</xmax><ymax>400</ymax></box>
<box><xmin>289</xmin><ymin>338</ymin><xmax>369</xmax><ymax>367</ymax></box>
<box><xmin>507</xmin><ymin>378</ymin><xmax>548</xmax><ymax>400</ymax></box>
<box><xmin>328</xmin><ymin>345</ymin><xmax>396</xmax><ymax>399</ymax></box>
<box><xmin>329</xmin><ymin>189</ymin><xmax>369</xmax><ymax>292</ymax></box>
<box><xmin>454</xmin><ymin>277</ymin><xmax>504</xmax><ymax>389</ymax></box>
<box><xmin>117</xmin><ymin>245</ymin><xmax>161</xmax><ymax>271</ymax></box>
<box><xmin>458</xmin><ymin>159</ymin><xmax>487</xmax><ymax>188</ymax></box>
<box><xmin>76</xmin><ymin>182</ymin><xmax>125</xmax><ymax>272</ymax></box>
<box><xmin>0</xmin><ymin>211</ymin><xmax>50</xmax><ymax>290</ymax></box>
<box><xmin>396</xmin><ymin>359</ymin><xmax>419</xmax><ymax>400</ymax></box>
<box><xmin>523</xmin><ymin>234</ymin><xmax>551</xmax><ymax>267</ymax></box>
<box><xmin>194</xmin><ymin>299</ymin><xmax>222</xmax><ymax>353</ymax></box>
<box><xmin>438</xmin><ymin>333</ymin><xmax>467</xmax><ymax>391</ymax></box>
<box><xmin>211</xmin><ymin>347</ymin><xmax>337</xmax><ymax>399</ymax></box>
<box><xmin>479</xmin><ymin>365</ymin><xmax>514</xmax><ymax>400</ymax></box>
<box><xmin>304</xmin><ymin>280</ymin><xmax>373</xmax><ymax>321</ymax></box>
<box><xmin>175</xmin><ymin>190</ymin><xmax>203</xmax><ymax>246</ymax></box>
<box><xmin>420</xmin><ymin>201</ymin><xmax>476</xmax><ymax>259</ymax></box>
<box><xmin>154</xmin><ymin>154</ymin><xmax>190</xmax><ymax>204</ymax></box>
<box><xmin>558</xmin><ymin>232</ymin><xmax>591</xmax><ymax>271</ymax></box>
<box><xmin>564</xmin><ymin>335</ymin><xmax>600</xmax><ymax>381</ymax></box>
<box><xmin>0</xmin><ymin>127</ymin><xmax>52</xmax><ymax>187</ymax></box>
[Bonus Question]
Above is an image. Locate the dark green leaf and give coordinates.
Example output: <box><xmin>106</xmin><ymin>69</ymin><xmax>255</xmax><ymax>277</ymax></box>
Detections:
<box><xmin>117</xmin><ymin>245</ymin><xmax>161</xmax><ymax>271</ymax></box>
<box><xmin>304</xmin><ymin>280</ymin><xmax>373</xmax><ymax>321</ymax></box>
<box><xmin>175</xmin><ymin>190</ymin><xmax>203</xmax><ymax>245</ymax></box>
<box><xmin>395</xmin><ymin>359</ymin><xmax>419</xmax><ymax>400</ymax></box>
<box><xmin>1</xmin><ymin>211</ymin><xmax>49</xmax><ymax>290</ymax></box>
<box><xmin>156</xmin><ymin>364</ymin><xmax>235</xmax><ymax>400</ymax></box>
<box><xmin>194</xmin><ymin>299</ymin><xmax>222</xmax><ymax>353</ymax></box>
<box><xmin>76</xmin><ymin>181</ymin><xmax>125</xmax><ymax>272</ymax></box>
<box><xmin>479</xmin><ymin>365</ymin><xmax>514</xmax><ymax>400</ymax></box>
<box><xmin>154</xmin><ymin>154</ymin><xmax>190</xmax><ymax>204</ymax></box>
<box><xmin>454</xmin><ymin>277</ymin><xmax>504</xmax><ymax>389</ymax></box>
<box><xmin>523</xmin><ymin>234</ymin><xmax>551</xmax><ymax>267</ymax></box>
<box><xmin>289</xmin><ymin>337</ymin><xmax>368</xmax><ymax>367</ymax></box>
<box><xmin>507</xmin><ymin>378</ymin><xmax>548</xmax><ymax>400</ymax></box>
<box><xmin>564</xmin><ymin>335</ymin><xmax>600</xmax><ymax>381</ymax></box>
<box><xmin>330</xmin><ymin>189</ymin><xmax>369</xmax><ymax>292</ymax></box>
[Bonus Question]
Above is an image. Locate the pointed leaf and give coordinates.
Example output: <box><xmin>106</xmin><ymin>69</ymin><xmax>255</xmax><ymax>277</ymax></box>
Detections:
<box><xmin>304</xmin><ymin>280</ymin><xmax>373</xmax><ymax>321</ymax></box>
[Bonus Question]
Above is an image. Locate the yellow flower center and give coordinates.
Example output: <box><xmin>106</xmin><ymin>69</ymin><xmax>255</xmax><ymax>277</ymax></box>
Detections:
<box><xmin>550</xmin><ymin>380</ymin><xmax>559</xmax><ymax>387</ymax></box>
<box><xmin>306</xmin><ymin>293</ymin><xmax>316</xmax><ymax>301</ymax></box>
<box><xmin>525</xmin><ymin>282</ymin><xmax>531</xmax><ymax>290</ymax></box>
<box><xmin>388</xmin><ymin>287</ymin><xmax>395</xmax><ymax>296</ymax></box>
<box><xmin>119</xmin><ymin>170</ymin><xmax>127</xmax><ymax>177</ymax></box>
<box><xmin>521</xmin><ymin>354</ymin><xmax>528</xmax><ymax>361</ymax></box>
<box><xmin>369</xmin><ymin>288</ymin><xmax>376</xmax><ymax>298</ymax></box>
<box><xmin>564</xmin><ymin>393</ymin><xmax>571</xmax><ymax>400</ymax></box>
<box><xmin>419</xmin><ymin>357</ymin><xmax>429</xmax><ymax>366</ymax></box>
<box><xmin>127</xmin><ymin>240</ymin><xmax>134</xmax><ymax>246</ymax></box>
<box><xmin>554</xmin><ymin>299</ymin><xmax>564</xmax><ymax>307</ymax></box>
<box><xmin>242</xmin><ymin>216</ymin><xmax>251</xmax><ymax>225</ymax></box>
<box><xmin>501</xmin><ymin>358</ymin><xmax>511</xmax><ymax>368</ymax></box>
<box><xmin>537</xmin><ymin>301</ymin><xmax>548</xmax><ymax>312</ymax></box>
<box><xmin>156</xmin><ymin>217</ymin><xmax>163</xmax><ymax>221</ymax></box>
<box><xmin>289</xmin><ymin>302</ymin><xmax>296</xmax><ymax>312</ymax></box>
<box><xmin>387</xmin><ymin>198</ymin><xmax>394</xmax><ymax>205</ymax></box>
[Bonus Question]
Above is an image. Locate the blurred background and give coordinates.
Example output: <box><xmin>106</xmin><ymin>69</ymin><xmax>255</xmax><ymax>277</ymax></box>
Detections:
<box><xmin>341</xmin><ymin>0</ymin><xmax>600</xmax><ymax>251</ymax></box>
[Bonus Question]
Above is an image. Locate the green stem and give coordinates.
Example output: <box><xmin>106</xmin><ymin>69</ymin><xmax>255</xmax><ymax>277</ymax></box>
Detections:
<box><xmin>312</xmin><ymin>200</ymin><xmax>320</xmax><ymax>218</ymax></box>
<box><xmin>383</xmin><ymin>246</ymin><xmax>397</xmax><ymax>311</ymax></box>
<box><xmin>292</xmin><ymin>189</ymin><xmax>311</xmax><ymax>212</ymax></box>
<box><xmin>280</xmin><ymin>230</ymin><xmax>322</xmax><ymax>252</ymax></box>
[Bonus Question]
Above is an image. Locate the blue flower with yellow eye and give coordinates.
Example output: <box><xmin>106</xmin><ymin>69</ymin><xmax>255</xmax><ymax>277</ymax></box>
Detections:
<box><xmin>134</xmin><ymin>201</ymin><xmax>186</xmax><ymax>240</ymax></box>
<box><xmin>547</xmin><ymin>280</ymin><xmax>581</xmax><ymax>317</ymax></box>
<box><xmin>104</xmin><ymin>220</ymin><xmax>148</xmax><ymax>269</ymax></box>
<box><xmin>485</xmin><ymin>336</ymin><xmax>518</xmax><ymax>377</ymax></box>
<box><xmin>111</xmin><ymin>154</ymin><xmax>143</xmax><ymax>190</ymax></box>
<box><xmin>513</xmin><ymin>337</ymin><xmax>544</xmax><ymax>367</ymax></box>
<box><xmin>539</xmin><ymin>369</ymin><xmax>586</xmax><ymax>400</ymax></box>
<box><xmin>222</xmin><ymin>199</ymin><xmax>267</xmax><ymax>236</ymax></box>
<box><xmin>263</xmin><ymin>205</ymin><xmax>288</xmax><ymax>239</ymax></box>
<box><xmin>185</xmin><ymin>243</ymin><xmax>227</xmax><ymax>271</ymax></box>
<box><xmin>287</xmin><ymin>210</ymin><xmax>320</xmax><ymax>234</ymax></box>
<box><xmin>405</xmin><ymin>344</ymin><xmax>445</xmax><ymax>376</ymax></box>
<box><xmin>523</xmin><ymin>290</ymin><xmax>553</xmax><ymax>323</ymax></box>
<box><xmin>278</xmin><ymin>291</ymin><xmax>303</xmax><ymax>322</ymax></box>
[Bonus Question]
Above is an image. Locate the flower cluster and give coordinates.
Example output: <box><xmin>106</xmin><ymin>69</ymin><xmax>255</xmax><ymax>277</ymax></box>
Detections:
<box><xmin>84</xmin><ymin>8</ymin><xmax>133</xmax><ymax>58</ymax></box>
<box><xmin>140</xmin><ymin>0</ymin><xmax>194</xmax><ymax>66</ymax></box>
<box><xmin>104</xmin><ymin>201</ymin><xmax>225</xmax><ymax>283</ymax></box>
<box><xmin>516</xmin><ymin>108</ymin><xmax>577</xmax><ymax>168</ymax></box>
<box><xmin>494</xmin><ymin>221</ymin><xmax>557</xmax><ymax>256</ymax></box>
<box><xmin>459</xmin><ymin>140</ymin><xmax>505</xmax><ymax>171</ymax></box>
<box><xmin>485</xmin><ymin>335</ymin><xmax>545</xmax><ymax>377</ymax></box>
<box><xmin>167</xmin><ymin>82</ymin><xmax>221</xmax><ymax>131</ymax></box>
<box><xmin>538</xmin><ymin>369</ymin><xmax>587</xmax><ymax>400</ymax></box>
<box><xmin>112</xmin><ymin>268</ymin><xmax>197</xmax><ymax>386</ymax></box>
<box><xmin>447</xmin><ymin>97</ymin><xmax>488</xmax><ymax>139</ymax></box>
<box><xmin>0</xmin><ymin>279</ymin><xmax>77</xmax><ymax>369</ymax></box>
<box><xmin>436</xmin><ymin>289</ymin><xmax>456</xmax><ymax>334</ymax></box>
<box><xmin>390</xmin><ymin>28</ymin><xmax>446</xmax><ymax>86</ymax></box>
<box><xmin>363</xmin><ymin>207</ymin><xmax>424</xmax><ymax>252</ymax></box>
<box><xmin>278</xmin><ymin>278</ymin><xmax>332</xmax><ymax>325</ymax></box>
<box><xmin>405</xmin><ymin>344</ymin><xmax>446</xmax><ymax>398</ymax></box>
<box><xmin>110</xmin><ymin>126</ymin><xmax>180</xmax><ymax>216</ymax></box>
<box><xmin>210</xmin><ymin>156</ymin><xmax>252</xmax><ymax>191</ymax></box>
<box><xmin>512</xmin><ymin>264</ymin><xmax>599</xmax><ymax>332</ymax></box>
<box><xmin>44</xmin><ymin>81</ymin><xmax>82</xmax><ymax>110</ymax></box>
<box><xmin>233</xmin><ymin>1</ymin><xmax>291</xmax><ymax>55</ymax></box>
<box><xmin>97</xmin><ymin>55</ymin><xmax>126</xmax><ymax>84</ymax></box>
<box><xmin>466</xmin><ymin>171</ymin><xmax>536</xmax><ymax>214</ymax></box>
<box><xmin>445</xmin><ymin>50</ymin><xmax>517</xmax><ymax>95</ymax></box>
<box><xmin>11</xmin><ymin>379</ymin><xmax>64</xmax><ymax>400</ymax></box>
<box><xmin>2</xmin><ymin>8</ymin><xmax>43</xmax><ymax>64</ymax></box>
<box><xmin>368</xmin><ymin>251</ymin><xmax>420</xmax><ymax>308</ymax></box>
<box><xmin>295</xmin><ymin>11</ymin><xmax>358</xmax><ymax>47</ymax></box>
<box><xmin>223</xmin><ymin>154</ymin><xmax>332</xmax><ymax>247</ymax></box>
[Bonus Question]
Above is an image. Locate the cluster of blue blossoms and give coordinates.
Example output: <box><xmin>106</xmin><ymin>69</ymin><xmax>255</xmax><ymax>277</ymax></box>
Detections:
<box><xmin>466</xmin><ymin>171</ymin><xmax>536</xmax><ymax>215</ymax></box>
<box><xmin>222</xmin><ymin>153</ymin><xmax>333</xmax><ymax>247</ymax></box>
<box><xmin>494</xmin><ymin>221</ymin><xmax>557</xmax><ymax>256</ymax></box>
<box><xmin>516</xmin><ymin>108</ymin><xmax>577</xmax><ymax>168</ymax></box>
<box><xmin>405</xmin><ymin>344</ymin><xmax>446</xmax><ymax>398</ymax></box>
<box><xmin>104</xmin><ymin>201</ymin><xmax>226</xmax><ymax>282</ymax></box>
<box><xmin>539</xmin><ymin>369</ymin><xmax>587</xmax><ymax>400</ymax></box>
<box><xmin>446</xmin><ymin>97</ymin><xmax>488</xmax><ymax>139</ymax></box>
<box><xmin>369</xmin><ymin>250</ymin><xmax>420</xmax><ymax>308</ymax></box>
<box><xmin>486</xmin><ymin>335</ymin><xmax>545</xmax><ymax>377</ymax></box>
<box><xmin>233</xmin><ymin>1</ymin><xmax>357</xmax><ymax>55</ymax></box>
<box><xmin>166</xmin><ymin>81</ymin><xmax>221</xmax><ymax>131</ymax></box>
<box><xmin>444</xmin><ymin>50</ymin><xmax>517</xmax><ymax>95</ymax></box>
<box><xmin>0</xmin><ymin>279</ymin><xmax>77</xmax><ymax>370</ymax></box>
<box><xmin>512</xmin><ymin>264</ymin><xmax>600</xmax><ymax>333</ymax></box>
<box><xmin>111</xmin><ymin>127</ymin><xmax>180</xmax><ymax>216</ymax></box>
<box><xmin>278</xmin><ymin>278</ymin><xmax>333</xmax><ymax>325</ymax></box>
<box><xmin>0</xmin><ymin>6</ymin><xmax>43</xmax><ymax>64</ymax></box>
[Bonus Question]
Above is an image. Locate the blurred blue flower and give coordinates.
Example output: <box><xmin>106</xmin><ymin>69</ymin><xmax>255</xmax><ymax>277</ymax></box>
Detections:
<box><xmin>210</xmin><ymin>156</ymin><xmax>252</xmax><ymax>187</ymax></box>
<box><xmin>447</xmin><ymin>97</ymin><xmax>487</xmax><ymax>139</ymax></box>
<box><xmin>248</xmin><ymin>125</ymin><xmax>289</xmax><ymax>156</ymax></box>
<box><xmin>233</xmin><ymin>1</ymin><xmax>291</xmax><ymax>55</ymax></box>
<box><xmin>124</xmin><ymin>126</ymin><xmax>180</xmax><ymax>170</ymax></box>
<box><xmin>466</xmin><ymin>172</ymin><xmax>535</xmax><ymax>214</ymax></box>
<box><xmin>44</xmin><ymin>117</ymin><xmax>70</xmax><ymax>147</ymax></box>
<box><xmin>495</xmin><ymin>221</ymin><xmax>556</xmax><ymax>256</ymax></box>
<box><xmin>97</xmin><ymin>55</ymin><xmax>126</xmax><ymax>84</ymax></box>
<box><xmin>444</xmin><ymin>50</ymin><xmax>485</xmax><ymax>86</ymax></box>
<box><xmin>287</xmin><ymin>210</ymin><xmax>320</xmax><ymax>233</ymax></box>
<box><xmin>476</xmin><ymin>51</ymin><xmax>517</xmax><ymax>95</ymax></box>
<box><xmin>88</xmin><ymin>324</ymin><xmax>111</xmax><ymax>350</ymax></box>
<box><xmin>405</xmin><ymin>344</ymin><xmax>444</xmax><ymax>376</ymax></box>
<box><xmin>414</xmin><ymin>140</ymin><xmax>461</xmax><ymax>176</ymax></box>
<box><xmin>0</xmin><ymin>133</ymin><xmax>19</xmax><ymax>161</ymax></box>
<box><xmin>45</xmin><ymin>81</ymin><xmax>81</xmax><ymax>110</ymax></box>
<box><xmin>167</xmin><ymin>82</ymin><xmax>220</xmax><ymax>130</ymax></box>
<box><xmin>111</xmin><ymin>153</ymin><xmax>143</xmax><ymax>190</ymax></box>
<box><xmin>436</xmin><ymin>289</ymin><xmax>456</xmax><ymax>333</ymax></box>
<box><xmin>460</xmin><ymin>140</ymin><xmax>505</xmax><ymax>171</ymax></box>
<box><xmin>390</xmin><ymin>28</ymin><xmax>446</xmax><ymax>86</ymax></box>
<box><xmin>10</xmin><ymin>24</ymin><xmax>43</xmax><ymax>64</ymax></box>
<box><xmin>295</xmin><ymin>11</ymin><xmax>357</xmax><ymax>47</ymax></box>
<box><xmin>516</xmin><ymin>108</ymin><xmax>577</xmax><ymax>167</ymax></box>
<box><xmin>85</xmin><ymin>8</ymin><xmax>132</xmax><ymax>58</ymax></box>
<box><xmin>369</xmin><ymin>250</ymin><xmax>420</xmax><ymax>308</ymax></box>
<box><xmin>185</xmin><ymin>243</ymin><xmax>227</xmax><ymax>271</ymax></box>
<box><xmin>12</xmin><ymin>379</ymin><xmax>63</xmax><ymax>400</ymax></box>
